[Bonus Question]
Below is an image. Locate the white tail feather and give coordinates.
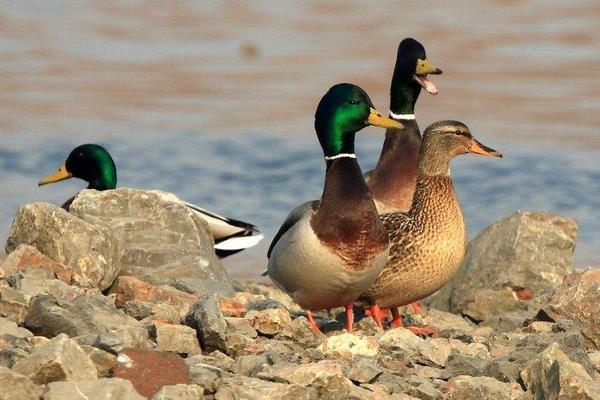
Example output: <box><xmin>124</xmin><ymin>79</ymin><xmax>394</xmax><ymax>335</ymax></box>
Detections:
<box><xmin>214</xmin><ymin>234</ymin><xmax>264</xmax><ymax>251</ymax></box>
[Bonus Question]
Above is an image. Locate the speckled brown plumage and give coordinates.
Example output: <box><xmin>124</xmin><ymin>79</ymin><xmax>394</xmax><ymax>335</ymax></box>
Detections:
<box><xmin>360</xmin><ymin>120</ymin><xmax>501</xmax><ymax>310</ymax></box>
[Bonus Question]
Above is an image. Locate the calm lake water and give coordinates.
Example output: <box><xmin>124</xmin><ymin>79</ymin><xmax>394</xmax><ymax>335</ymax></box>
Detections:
<box><xmin>1</xmin><ymin>1</ymin><xmax>599</xmax><ymax>278</ymax></box>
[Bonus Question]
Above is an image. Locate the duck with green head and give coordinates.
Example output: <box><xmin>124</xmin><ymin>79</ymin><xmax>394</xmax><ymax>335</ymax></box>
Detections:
<box><xmin>38</xmin><ymin>143</ymin><xmax>263</xmax><ymax>258</ymax></box>
<box><xmin>360</xmin><ymin>121</ymin><xmax>502</xmax><ymax>333</ymax></box>
<box><xmin>266</xmin><ymin>83</ymin><xmax>402</xmax><ymax>333</ymax></box>
<box><xmin>365</xmin><ymin>37</ymin><xmax>443</xmax><ymax>213</ymax></box>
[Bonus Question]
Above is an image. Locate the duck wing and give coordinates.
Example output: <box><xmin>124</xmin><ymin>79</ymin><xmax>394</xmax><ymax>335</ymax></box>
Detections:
<box><xmin>184</xmin><ymin>201</ymin><xmax>263</xmax><ymax>258</ymax></box>
<box><xmin>266</xmin><ymin>200</ymin><xmax>318</xmax><ymax>259</ymax></box>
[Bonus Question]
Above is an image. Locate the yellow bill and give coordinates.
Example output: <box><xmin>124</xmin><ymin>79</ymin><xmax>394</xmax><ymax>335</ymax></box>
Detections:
<box><xmin>367</xmin><ymin>108</ymin><xmax>404</xmax><ymax>129</ymax></box>
<box><xmin>38</xmin><ymin>162</ymin><xmax>73</xmax><ymax>186</ymax></box>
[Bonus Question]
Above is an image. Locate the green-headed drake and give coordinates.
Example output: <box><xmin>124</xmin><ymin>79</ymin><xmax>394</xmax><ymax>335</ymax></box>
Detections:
<box><xmin>38</xmin><ymin>143</ymin><xmax>263</xmax><ymax>258</ymax></box>
<box><xmin>266</xmin><ymin>83</ymin><xmax>402</xmax><ymax>333</ymax></box>
<box><xmin>365</xmin><ymin>38</ymin><xmax>442</xmax><ymax>214</ymax></box>
<box><xmin>360</xmin><ymin>121</ymin><xmax>501</xmax><ymax>333</ymax></box>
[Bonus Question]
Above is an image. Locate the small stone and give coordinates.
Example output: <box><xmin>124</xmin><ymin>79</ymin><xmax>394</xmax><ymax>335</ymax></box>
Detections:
<box><xmin>478</xmin><ymin>310</ymin><xmax>530</xmax><ymax>332</ymax></box>
<box><xmin>378</xmin><ymin>328</ymin><xmax>424</xmax><ymax>355</ymax></box>
<box><xmin>214</xmin><ymin>374</ymin><xmax>316</xmax><ymax>399</ymax></box>
<box><xmin>523</xmin><ymin>321</ymin><xmax>554</xmax><ymax>333</ymax></box>
<box><xmin>220</xmin><ymin>298</ymin><xmax>247</xmax><ymax>317</ymax></box>
<box><xmin>111</xmin><ymin>276</ymin><xmax>196</xmax><ymax>319</ymax></box>
<box><xmin>521</xmin><ymin>342</ymin><xmax>600</xmax><ymax>399</ymax></box>
<box><xmin>0</xmin><ymin>366</ymin><xmax>44</xmax><ymax>400</ymax></box>
<box><xmin>12</xmin><ymin>333</ymin><xmax>97</xmax><ymax>384</ymax></box>
<box><xmin>0</xmin><ymin>286</ymin><xmax>29</xmax><ymax>324</ymax></box>
<box><xmin>319</xmin><ymin>333</ymin><xmax>378</xmax><ymax>360</ymax></box>
<box><xmin>113</xmin><ymin>349</ymin><xmax>188</xmax><ymax>398</ymax></box>
<box><xmin>225</xmin><ymin>317</ymin><xmax>258</xmax><ymax>338</ymax></box>
<box><xmin>249</xmin><ymin>308</ymin><xmax>292</xmax><ymax>336</ymax></box>
<box><xmin>1</xmin><ymin>244</ymin><xmax>72</xmax><ymax>284</ymax></box>
<box><xmin>243</xmin><ymin>282</ymin><xmax>302</xmax><ymax>312</ymax></box>
<box><xmin>232</xmin><ymin>354</ymin><xmax>269</xmax><ymax>377</ymax></box>
<box><xmin>441</xmin><ymin>351</ymin><xmax>492</xmax><ymax>379</ymax></box>
<box><xmin>185</xmin><ymin>351</ymin><xmax>235</xmax><ymax>371</ymax></box>
<box><xmin>80</xmin><ymin>344</ymin><xmax>117</xmax><ymax>377</ymax></box>
<box><xmin>347</xmin><ymin>358</ymin><xmax>384</xmax><ymax>384</ymax></box>
<box><xmin>0</xmin><ymin>317</ymin><xmax>33</xmax><ymax>338</ymax></box>
<box><xmin>44</xmin><ymin>378</ymin><xmax>145</xmax><ymax>400</ymax></box>
<box><xmin>485</xmin><ymin>360</ymin><xmax>522</xmax><ymax>383</ymax></box>
<box><xmin>187</xmin><ymin>362</ymin><xmax>231</xmax><ymax>394</ymax></box>
<box><xmin>151</xmin><ymin>384</ymin><xmax>205</xmax><ymax>400</ymax></box>
<box><xmin>413</xmin><ymin>338</ymin><xmax>452</xmax><ymax>367</ymax></box>
<box><xmin>444</xmin><ymin>375</ymin><xmax>523</xmax><ymax>400</ymax></box>
<box><xmin>151</xmin><ymin>323</ymin><xmax>201</xmax><ymax>355</ymax></box>
<box><xmin>408</xmin><ymin>308</ymin><xmax>475</xmax><ymax>333</ymax></box>
<box><xmin>184</xmin><ymin>294</ymin><xmax>227</xmax><ymax>353</ymax></box>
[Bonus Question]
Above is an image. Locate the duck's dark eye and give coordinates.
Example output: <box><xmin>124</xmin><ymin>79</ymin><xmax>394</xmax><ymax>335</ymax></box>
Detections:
<box><xmin>348</xmin><ymin>100</ymin><xmax>359</xmax><ymax>105</ymax></box>
<box><xmin>455</xmin><ymin>131</ymin><xmax>470</xmax><ymax>138</ymax></box>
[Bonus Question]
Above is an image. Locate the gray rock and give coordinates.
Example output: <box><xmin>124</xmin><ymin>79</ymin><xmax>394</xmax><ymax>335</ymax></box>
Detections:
<box><xmin>232</xmin><ymin>354</ymin><xmax>269</xmax><ymax>377</ymax></box>
<box><xmin>0</xmin><ymin>286</ymin><xmax>29</xmax><ymax>324</ymax></box>
<box><xmin>378</xmin><ymin>328</ymin><xmax>425</xmax><ymax>357</ymax></box>
<box><xmin>187</xmin><ymin>362</ymin><xmax>231</xmax><ymax>394</ymax></box>
<box><xmin>0</xmin><ymin>366</ymin><xmax>44</xmax><ymax>400</ymax></box>
<box><xmin>126</xmin><ymin>300</ymin><xmax>181</xmax><ymax>324</ymax></box>
<box><xmin>375</xmin><ymin>373</ymin><xmax>441</xmax><ymax>400</ymax></box>
<box><xmin>540</xmin><ymin>269</ymin><xmax>600</xmax><ymax>350</ymax></box>
<box><xmin>0</xmin><ymin>336</ymin><xmax>37</xmax><ymax>368</ymax></box>
<box><xmin>444</xmin><ymin>375</ymin><xmax>523</xmax><ymax>400</ymax></box>
<box><xmin>521</xmin><ymin>342</ymin><xmax>600</xmax><ymax>400</ymax></box>
<box><xmin>478</xmin><ymin>310</ymin><xmax>530</xmax><ymax>333</ymax></box>
<box><xmin>319</xmin><ymin>333</ymin><xmax>378</xmax><ymax>360</ymax></box>
<box><xmin>6</xmin><ymin>202</ymin><xmax>118</xmax><ymax>290</ymax></box>
<box><xmin>280</xmin><ymin>316</ymin><xmax>324</xmax><ymax>348</ymax></box>
<box><xmin>412</xmin><ymin>338</ymin><xmax>453</xmax><ymax>367</ymax></box>
<box><xmin>441</xmin><ymin>352</ymin><xmax>492</xmax><ymax>379</ymax></box>
<box><xmin>44</xmin><ymin>378</ymin><xmax>145</xmax><ymax>400</ymax></box>
<box><xmin>12</xmin><ymin>333</ymin><xmax>97</xmax><ymax>384</ymax></box>
<box><xmin>184</xmin><ymin>294</ymin><xmax>227</xmax><ymax>353</ymax></box>
<box><xmin>485</xmin><ymin>360</ymin><xmax>522</xmax><ymax>383</ymax></box>
<box><xmin>151</xmin><ymin>384</ymin><xmax>205</xmax><ymax>400</ymax></box>
<box><xmin>427</xmin><ymin>212</ymin><xmax>576</xmax><ymax>316</ymax></box>
<box><xmin>247</xmin><ymin>308</ymin><xmax>292</xmax><ymax>336</ymax></box>
<box><xmin>243</xmin><ymin>282</ymin><xmax>302</xmax><ymax>313</ymax></box>
<box><xmin>0</xmin><ymin>317</ymin><xmax>33</xmax><ymax>338</ymax></box>
<box><xmin>80</xmin><ymin>344</ymin><xmax>117</xmax><ymax>377</ymax></box>
<box><xmin>225</xmin><ymin>317</ymin><xmax>258</xmax><ymax>338</ymax></box>
<box><xmin>214</xmin><ymin>374</ymin><xmax>317</xmax><ymax>400</ymax></box>
<box><xmin>185</xmin><ymin>351</ymin><xmax>235</xmax><ymax>371</ymax></box>
<box><xmin>25</xmin><ymin>294</ymin><xmax>149</xmax><ymax>349</ymax></box>
<box><xmin>347</xmin><ymin>358</ymin><xmax>384</xmax><ymax>384</ymax></box>
<box><xmin>70</xmin><ymin>188</ymin><xmax>235</xmax><ymax>293</ymax></box>
<box><xmin>151</xmin><ymin>323</ymin><xmax>201</xmax><ymax>356</ymax></box>
<box><xmin>9</xmin><ymin>272</ymin><xmax>89</xmax><ymax>303</ymax></box>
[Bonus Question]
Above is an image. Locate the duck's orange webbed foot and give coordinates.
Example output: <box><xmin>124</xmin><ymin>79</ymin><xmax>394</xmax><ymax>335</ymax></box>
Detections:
<box><xmin>306</xmin><ymin>311</ymin><xmax>321</xmax><ymax>333</ymax></box>
<box><xmin>391</xmin><ymin>307</ymin><xmax>436</xmax><ymax>336</ymax></box>
<box><xmin>410</xmin><ymin>301</ymin><xmax>423</xmax><ymax>313</ymax></box>
<box><xmin>369</xmin><ymin>304</ymin><xmax>389</xmax><ymax>329</ymax></box>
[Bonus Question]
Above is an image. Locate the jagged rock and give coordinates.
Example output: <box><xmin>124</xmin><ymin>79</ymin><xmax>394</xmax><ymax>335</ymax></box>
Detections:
<box><xmin>0</xmin><ymin>317</ymin><xmax>32</xmax><ymax>338</ymax></box>
<box><xmin>225</xmin><ymin>317</ymin><xmax>258</xmax><ymax>338</ymax></box>
<box><xmin>242</xmin><ymin>282</ymin><xmax>302</xmax><ymax>312</ymax></box>
<box><xmin>70</xmin><ymin>188</ymin><xmax>235</xmax><ymax>293</ymax></box>
<box><xmin>44</xmin><ymin>378</ymin><xmax>145</xmax><ymax>400</ymax></box>
<box><xmin>347</xmin><ymin>358</ymin><xmax>384</xmax><ymax>384</ymax></box>
<box><xmin>214</xmin><ymin>374</ymin><xmax>316</xmax><ymax>399</ymax></box>
<box><xmin>0</xmin><ymin>286</ymin><xmax>29</xmax><ymax>324</ymax></box>
<box><xmin>151</xmin><ymin>323</ymin><xmax>201</xmax><ymax>355</ymax></box>
<box><xmin>444</xmin><ymin>375</ymin><xmax>523</xmax><ymax>399</ymax></box>
<box><xmin>441</xmin><ymin>351</ymin><xmax>492</xmax><ymax>379</ymax></box>
<box><xmin>186</xmin><ymin>351</ymin><xmax>235</xmax><ymax>372</ymax></box>
<box><xmin>374</xmin><ymin>373</ymin><xmax>441</xmax><ymax>399</ymax></box>
<box><xmin>80</xmin><ymin>345</ymin><xmax>117</xmax><ymax>377</ymax></box>
<box><xmin>6</xmin><ymin>202</ymin><xmax>118</xmax><ymax>290</ymax></box>
<box><xmin>184</xmin><ymin>294</ymin><xmax>227</xmax><ymax>353</ymax></box>
<box><xmin>187</xmin><ymin>361</ymin><xmax>231</xmax><ymax>394</ymax></box>
<box><xmin>113</xmin><ymin>349</ymin><xmax>188</xmax><ymax>398</ymax></box>
<box><xmin>427</xmin><ymin>212</ymin><xmax>576</xmax><ymax>316</ymax></box>
<box><xmin>219</xmin><ymin>297</ymin><xmax>247</xmax><ymax>317</ymax></box>
<box><xmin>125</xmin><ymin>300</ymin><xmax>181</xmax><ymax>323</ymax></box>
<box><xmin>540</xmin><ymin>269</ymin><xmax>600</xmax><ymax>350</ymax></box>
<box><xmin>232</xmin><ymin>354</ymin><xmax>269</xmax><ymax>377</ymax></box>
<box><xmin>461</xmin><ymin>288</ymin><xmax>527</xmax><ymax>322</ymax></box>
<box><xmin>521</xmin><ymin>342</ymin><xmax>600</xmax><ymax>400</ymax></box>
<box><xmin>8</xmin><ymin>270</ymin><xmax>89</xmax><ymax>303</ymax></box>
<box><xmin>0</xmin><ymin>336</ymin><xmax>40</xmax><ymax>368</ymax></box>
<box><xmin>1</xmin><ymin>244</ymin><xmax>72</xmax><ymax>284</ymax></box>
<box><xmin>319</xmin><ymin>333</ymin><xmax>378</xmax><ymax>360</ymax></box>
<box><xmin>151</xmin><ymin>384</ymin><xmax>205</xmax><ymax>400</ymax></box>
<box><xmin>277</xmin><ymin>316</ymin><xmax>323</xmax><ymax>349</ymax></box>
<box><xmin>413</xmin><ymin>338</ymin><xmax>452</xmax><ymax>367</ymax></box>
<box><xmin>12</xmin><ymin>333</ymin><xmax>97</xmax><ymax>384</ymax></box>
<box><xmin>485</xmin><ymin>360</ymin><xmax>522</xmax><ymax>383</ymax></box>
<box><xmin>0</xmin><ymin>366</ymin><xmax>44</xmax><ymax>400</ymax></box>
<box><xmin>479</xmin><ymin>310</ymin><xmax>530</xmax><ymax>333</ymax></box>
<box><xmin>378</xmin><ymin>328</ymin><xmax>424</xmax><ymax>356</ymax></box>
<box><xmin>111</xmin><ymin>276</ymin><xmax>197</xmax><ymax>319</ymax></box>
<box><xmin>248</xmin><ymin>308</ymin><xmax>292</xmax><ymax>336</ymax></box>
<box><xmin>25</xmin><ymin>294</ymin><xmax>149</xmax><ymax>349</ymax></box>
<box><xmin>407</xmin><ymin>307</ymin><xmax>475</xmax><ymax>333</ymax></box>
<box><xmin>589</xmin><ymin>351</ymin><xmax>600</xmax><ymax>373</ymax></box>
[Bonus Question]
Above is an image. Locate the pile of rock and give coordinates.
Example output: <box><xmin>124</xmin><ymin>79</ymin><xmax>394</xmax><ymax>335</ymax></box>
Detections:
<box><xmin>1</xmin><ymin>192</ymin><xmax>599</xmax><ymax>399</ymax></box>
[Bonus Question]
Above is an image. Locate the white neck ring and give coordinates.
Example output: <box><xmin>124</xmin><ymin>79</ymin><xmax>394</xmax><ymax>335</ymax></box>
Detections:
<box><xmin>389</xmin><ymin>111</ymin><xmax>415</xmax><ymax>120</ymax></box>
<box><xmin>324</xmin><ymin>153</ymin><xmax>357</xmax><ymax>161</ymax></box>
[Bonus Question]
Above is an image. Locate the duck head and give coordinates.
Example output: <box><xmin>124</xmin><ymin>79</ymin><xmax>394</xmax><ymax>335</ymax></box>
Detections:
<box><xmin>390</xmin><ymin>38</ymin><xmax>442</xmax><ymax>115</ymax></box>
<box><xmin>38</xmin><ymin>144</ymin><xmax>117</xmax><ymax>190</ymax></box>
<box><xmin>419</xmin><ymin>121</ymin><xmax>502</xmax><ymax>175</ymax></box>
<box><xmin>315</xmin><ymin>83</ymin><xmax>403</xmax><ymax>159</ymax></box>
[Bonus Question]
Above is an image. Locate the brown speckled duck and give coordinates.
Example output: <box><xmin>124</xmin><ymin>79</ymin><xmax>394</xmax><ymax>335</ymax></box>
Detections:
<box><xmin>267</xmin><ymin>84</ymin><xmax>402</xmax><ymax>333</ymax></box>
<box><xmin>365</xmin><ymin>38</ymin><xmax>442</xmax><ymax>214</ymax></box>
<box><xmin>359</xmin><ymin>121</ymin><xmax>502</xmax><ymax>333</ymax></box>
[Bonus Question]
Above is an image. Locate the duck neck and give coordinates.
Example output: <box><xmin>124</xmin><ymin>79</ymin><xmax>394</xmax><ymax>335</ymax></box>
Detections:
<box><xmin>86</xmin><ymin>168</ymin><xmax>117</xmax><ymax>191</ymax></box>
<box><xmin>312</xmin><ymin>156</ymin><xmax>379</xmax><ymax>231</ymax></box>
<box><xmin>367</xmin><ymin>118</ymin><xmax>421</xmax><ymax>211</ymax></box>
<box><xmin>389</xmin><ymin>67</ymin><xmax>421</xmax><ymax>115</ymax></box>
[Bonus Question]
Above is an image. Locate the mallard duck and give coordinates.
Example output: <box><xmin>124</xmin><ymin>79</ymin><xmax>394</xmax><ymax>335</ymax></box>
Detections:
<box><xmin>266</xmin><ymin>84</ymin><xmax>402</xmax><ymax>332</ymax></box>
<box><xmin>365</xmin><ymin>38</ymin><xmax>442</xmax><ymax>214</ymax></box>
<box><xmin>359</xmin><ymin>121</ymin><xmax>502</xmax><ymax>333</ymax></box>
<box><xmin>38</xmin><ymin>144</ymin><xmax>263</xmax><ymax>258</ymax></box>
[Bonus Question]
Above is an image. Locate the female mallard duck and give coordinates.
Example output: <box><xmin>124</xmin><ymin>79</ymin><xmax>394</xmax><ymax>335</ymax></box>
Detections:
<box><xmin>267</xmin><ymin>83</ymin><xmax>402</xmax><ymax>333</ymax></box>
<box><xmin>365</xmin><ymin>38</ymin><xmax>442</xmax><ymax>214</ymax></box>
<box><xmin>359</xmin><ymin>121</ymin><xmax>502</xmax><ymax>332</ymax></box>
<box><xmin>38</xmin><ymin>144</ymin><xmax>263</xmax><ymax>258</ymax></box>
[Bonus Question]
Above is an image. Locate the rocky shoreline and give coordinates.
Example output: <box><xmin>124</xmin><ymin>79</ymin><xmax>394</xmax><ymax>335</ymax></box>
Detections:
<box><xmin>1</xmin><ymin>189</ymin><xmax>599</xmax><ymax>399</ymax></box>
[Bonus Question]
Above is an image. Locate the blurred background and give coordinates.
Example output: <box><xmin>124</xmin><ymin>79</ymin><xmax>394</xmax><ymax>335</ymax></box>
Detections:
<box><xmin>1</xmin><ymin>1</ymin><xmax>599</xmax><ymax>278</ymax></box>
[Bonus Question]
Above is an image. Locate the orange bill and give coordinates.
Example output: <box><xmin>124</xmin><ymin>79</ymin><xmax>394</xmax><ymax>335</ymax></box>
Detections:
<box><xmin>38</xmin><ymin>162</ymin><xmax>73</xmax><ymax>186</ymax></box>
<box><xmin>467</xmin><ymin>139</ymin><xmax>503</xmax><ymax>158</ymax></box>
